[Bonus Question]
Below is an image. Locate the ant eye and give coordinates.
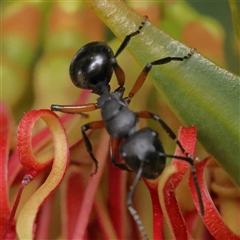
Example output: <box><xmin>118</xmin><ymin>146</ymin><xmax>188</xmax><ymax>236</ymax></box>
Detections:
<box><xmin>69</xmin><ymin>41</ymin><xmax>114</xmax><ymax>95</ymax></box>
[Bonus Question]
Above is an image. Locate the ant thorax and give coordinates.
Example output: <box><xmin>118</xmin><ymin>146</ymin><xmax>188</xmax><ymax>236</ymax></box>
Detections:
<box><xmin>97</xmin><ymin>92</ymin><xmax>137</xmax><ymax>138</ymax></box>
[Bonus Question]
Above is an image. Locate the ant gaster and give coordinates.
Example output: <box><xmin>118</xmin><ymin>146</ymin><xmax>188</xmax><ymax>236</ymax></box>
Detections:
<box><xmin>51</xmin><ymin>16</ymin><xmax>203</xmax><ymax>240</ymax></box>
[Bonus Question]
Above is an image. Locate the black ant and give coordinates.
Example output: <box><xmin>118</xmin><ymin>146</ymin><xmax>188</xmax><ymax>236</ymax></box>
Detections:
<box><xmin>51</xmin><ymin>16</ymin><xmax>203</xmax><ymax>240</ymax></box>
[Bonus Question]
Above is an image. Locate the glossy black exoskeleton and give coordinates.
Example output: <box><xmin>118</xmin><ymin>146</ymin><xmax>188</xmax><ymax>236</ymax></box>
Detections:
<box><xmin>97</xmin><ymin>91</ymin><xmax>137</xmax><ymax>138</ymax></box>
<box><xmin>120</xmin><ymin>128</ymin><xmax>166</xmax><ymax>179</ymax></box>
<box><xmin>69</xmin><ymin>42</ymin><xmax>115</xmax><ymax>95</ymax></box>
<box><xmin>51</xmin><ymin>16</ymin><xmax>203</xmax><ymax>240</ymax></box>
<box><xmin>69</xmin><ymin>16</ymin><xmax>149</xmax><ymax>96</ymax></box>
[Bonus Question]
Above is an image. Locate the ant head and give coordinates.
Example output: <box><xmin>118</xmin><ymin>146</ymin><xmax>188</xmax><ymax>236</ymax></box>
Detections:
<box><xmin>69</xmin><ymin>41</ymin><xmax>114</xmax><ymax>95</ymax></box>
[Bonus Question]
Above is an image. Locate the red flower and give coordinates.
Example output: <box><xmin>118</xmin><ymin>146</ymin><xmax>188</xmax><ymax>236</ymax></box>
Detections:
<box><xmin>1</xmin><ymin>97</ymin><xmax>239</xmax><ymax>239</ymax></box>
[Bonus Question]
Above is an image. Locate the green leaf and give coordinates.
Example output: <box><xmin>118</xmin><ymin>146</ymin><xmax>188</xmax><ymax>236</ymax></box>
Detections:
<box><xmin>84</xmin><ymin>1</ymin><xmax>240</xmax><ymax>186</ymax></box>
<box><xmin>228</xmin><ymin>0</ymin><xmax>240</xmax><ymax>39</ymax></box>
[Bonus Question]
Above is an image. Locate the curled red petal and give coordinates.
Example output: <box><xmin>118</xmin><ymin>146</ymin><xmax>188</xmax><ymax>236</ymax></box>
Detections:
<box><xmin>144</xmin><ymin>179</ymin><xmax>163</xmax><ymax>240</ymax></box>
<box><xmin>172</xmin><ymin>126</ymin><xmax>197</xmax><ymax>173</ymax></box>
<box><xmin>16</xmin><ymin>109</ymin><xmax>69</xmax><ymax>239</ymax></box>
<box><xmin>0</xmin><ymin>103</ymin><xmax>15</xmax><ymax>239</ymax></box>
<box><xmin>8</xmin><ymin>90</ymin><xmax>90</xmax><ymax>184</ymax></box>
<box><xmin>159</xmin><ymin>165</ymin><xmax>189</xmax><ymax>240</ymax></box>
<box><xmin>158</xmin><ymin>126</ymin><xmax>197</xmax><ymax>240</ymax></box>
<box><xmin>108</xmin><ymin>161</ymin><xmax>128</xmax><ymax>239</ymax></box>
<box><xmin>0</xmin><ymin>104</ymin><xmax>11</xmax><ymax>216</ymax></box>
<box><xmin>17</xmin><ymin>110</ymin><xmax>57</xmax><ymax>173</ymax></box>
<box><xmin>189</xmin><ymin>159</ymin><xmax>240</xmax><ymax>240</ymax></box>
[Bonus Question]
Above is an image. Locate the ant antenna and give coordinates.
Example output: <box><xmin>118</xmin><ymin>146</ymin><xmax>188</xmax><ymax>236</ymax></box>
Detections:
<box><xmin>114</xmin><ymin>16</ymin><xmax>148</xmax><ymax>58</ymax></box>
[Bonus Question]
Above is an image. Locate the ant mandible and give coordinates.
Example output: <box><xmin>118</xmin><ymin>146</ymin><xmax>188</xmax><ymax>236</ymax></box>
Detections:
<box><xmin>51</xmin><ymin>16</ymin><xmax>203</xmax><ymax>240</ymax></box>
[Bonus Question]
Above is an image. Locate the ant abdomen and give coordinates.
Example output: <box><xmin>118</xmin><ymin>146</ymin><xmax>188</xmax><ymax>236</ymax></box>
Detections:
<box><xmin>69</xmin><ymin>41</ymin><xmax>114</xmax><ymax>95</ymax></box>
<box><xmin>120</xmin><ymin>128</ymin><xmax>166</xmax><ymax>179</ymax></box>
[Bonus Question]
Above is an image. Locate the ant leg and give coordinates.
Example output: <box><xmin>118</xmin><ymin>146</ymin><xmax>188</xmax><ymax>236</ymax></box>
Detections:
<box><xmin>136</xmin><ymin>110</ymin><xmax>204</xmax><ymax>215</ymax></box>
<box><xmin>136</xmin><ymin>111</ymin><xmax>192</xmax><ymax>158</ymax></box>
<box><xmin>109</xmin><ymin>138</ymin><xmax>132</xmax><ymax>171</ymax></box>
<box><xmin>81</xmin><ymin>120</ymin><xmax>105</xmax><ymax>176</ymax></box>
<box><xmin>114</xmin><ymin>16</ymin><xmax>148</xmax><ymax>58</ymax></box>
<box><xmin>127</xmin><ymin>161</ymin><xmax>149</xmax><ymax>240</ymax></box>
<box><xmin>111</xmin><ymin>61</ymin><xmax>126</xmax><ymax>88</ymax></box>
<box><xmin>111</xmin><ymin>59</ymin><xmax>126</xmax><ymax>89</ymax></box>
<box><xmin>128</xmin><ymin>48</ymin><xmax>195</xmax><ymax>99</ymax></box>
<box><xmin>51</xmin><ymin>103</ymin><xmax>99</xmax><ymax>114</ymax></box>
<box><xmin>111</xmin><ymin>16</ymin><xmax>148</xmax><ymax>88</ymax></box>
<box><xmin>160</xmin><ymin>153</ymin><xmax>204</xmax><ymax>216</ymax></box>
<box><xmin>191</xmin><ymin>163</ymin><xmax>204</xmax><ymax>216</ymax></box>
